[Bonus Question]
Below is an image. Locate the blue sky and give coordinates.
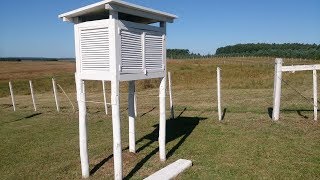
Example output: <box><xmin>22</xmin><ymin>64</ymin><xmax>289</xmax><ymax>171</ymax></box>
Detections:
<box><xmin>0</xmin><ymin>0</ymin><xmax>319</xmax><ymax>57</ymax></box>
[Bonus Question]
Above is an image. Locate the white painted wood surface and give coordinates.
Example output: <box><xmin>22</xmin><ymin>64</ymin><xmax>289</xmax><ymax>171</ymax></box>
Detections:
<box><xmin>272</xmin><ymin>58</ymin><xmax>283</xmax><ymax>121</ymax></box>
<box><xmin>168</xmin><ymin>72</ymin><xmax>174</xmax><ymax>119</ymax></box>
<box><xmin>102</xmin><ymin>81</ymin><xmax>108</xmax><ymax>115</ymax></box>
<box><xmin>9</xmin><ymin>81</ymin><xmax>16</xmax><ymax>111</ymax></box>
<box><xmin>75</xmin><ymin>74</ymin><xmax>89</xmax><ymax>178</ymax></box>
<box><xmin>128</xmin><ymin>81</ymin><xmax>136</xmax><ymax>153</ymax></box>
<box><xmin>159</xmin><ymin>76</ymin><xmax>166</xmax><ymax>161</ymax></box>
<box><xmin>217</xmin><ymin>67</ymin><xmax>222</xmax><ymax>121</ymax></box>
<box><xmin>134</xmin><ymin>91</ymin><xmax>137</xmax><ymax>117</ymax></box>
<box><xmin>52</xmin><ymin>78</ymin><xmax>60</xmax><ymax>112</ymax></box>
<box><xmin>59</xmin><ymin>1</ymin><xmax>177</xmax><ymax>178</ymax></box>
<box><xmin>59</xmin><ymin>0</ymin><xmax>177</xmax><ymax>23</ymax></box>
<box><xmin>273</xmin><ymin>58</ymin><xmax>320</xmax><ymax>121</ymax></box>
<box><xmin>29</xmin><ymin>80</ymin><xmax>37</xmax><ymax>111</ymax></box>
<box><xmin>282</xmin><ymin>64</ymin><xmax>320</xmax><ymax>72</ymax></box>
<box><xmin>110</xmin><ymin>13</ymin><xmax>123</xmax><ymax>180</ymax></box>
<box><xmin>144</xmin><ymin>159</ymin><xmax>192</xmax><ymax>180</ymax></box>
<box><xmin>313</xmin><ymin>70</ymin><xmax>318</xmax><ymax>120</ymax></box>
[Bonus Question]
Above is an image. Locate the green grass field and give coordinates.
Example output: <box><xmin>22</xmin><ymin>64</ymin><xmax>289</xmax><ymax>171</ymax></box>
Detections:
<box><xmin>1</xmin><ymin>57</ymin><xmax>320</xmax><ymax>179</ymax></box>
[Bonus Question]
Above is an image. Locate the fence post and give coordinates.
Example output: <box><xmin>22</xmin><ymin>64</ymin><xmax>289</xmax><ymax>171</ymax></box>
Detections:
<box><xmin>52</xmin><ymin>78</ymin><xmax>60</xmax><ymax>112</ymax></box>
<box><xmin>313</xmin><ymin>70</ymin><xmax>317</xmax><ymax>120</ymax></box>
<box><xmin>9</xmin><ymin>81</ymin><xmax>16</xmax><ymax>111</ymax></box>
<box><xmin>102</xmin><ymin>81</ymin><xmax>108</xmax><ymax>115</ymax></box>
<box><xmin>168</xmin><ymin>72</ymin><xmax>174</xmax><ymax>119</ymax></box>
<box><xmin>272</xmin><ymin>58</ymin><xmax>283</xmax><ymax>121</ymax></box>
<box><xmin>217</xmin><ymin>67</ymin><xmax>222</xmax><ymax>121</ymax></box>
<box><xmin>128</xmin><ymin>81</ymin><xmax>136</xmax><ymax>153</ymax></box>
<box><xmin>29</xmin><ymin>80</ymin><xmax>37</xmax><ymax>111</ymax></box>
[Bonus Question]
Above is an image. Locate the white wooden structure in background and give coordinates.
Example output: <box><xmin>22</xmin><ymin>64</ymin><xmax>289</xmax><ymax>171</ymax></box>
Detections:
<box><xmin>273</xmin><ymin>58</ymin><xmax>319</xmax><ymax>121</ymax></box>
<box><xmin>59</xmin><ymin>0</ymin><xmax>177</xmax><ymax>179</ymax></box>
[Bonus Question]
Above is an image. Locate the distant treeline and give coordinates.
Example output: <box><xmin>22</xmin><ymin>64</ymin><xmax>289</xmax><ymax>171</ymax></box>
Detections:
<box><xmin>167</xmin><ymin>49</ymin><xmax>210</xmax><ymax>59</ymax></box>
<box><xmin>0</xmin><ymin>57</ymin><xmax>75</xmax><ymax>61</ymax></box>
<box><xmin>215</xmin><ymin>43</ymin><xmax>320</xmax><ymax>59</ymax></box>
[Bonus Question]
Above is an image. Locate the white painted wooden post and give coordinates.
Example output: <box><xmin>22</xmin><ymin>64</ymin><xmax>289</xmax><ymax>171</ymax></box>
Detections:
<box><xmin>159</xmin><ymin>76</ymin><xmax>166</xmax><ymax>161</ymax></box>
<box><xmin>313</xmin><ymin>70</ymin><xmax>317</xmax><ymax>120</ymax></box>
<box><xmin>272</xmin><ymin>58</ymin><xmax>283</xmax><ymax>121</ymax></box>
<box><xmin>217</xmin><ymin>67</ymin><xmax>222</xmax><ymax>121</ymax></box>
<box><xmin>168</xmin><ymin>72</ymin><xmax>174</xmax><ymax>119</ymax></box>
<box><xmin>111</xmin><ymin>79</ymin><xmax>122</xmax><ymax>180</ymax></box>
<box><xmin>102</xmin><ymin>81</ymin><xmax>108</xmax><ymax>115</ymax></box>
<box><xmin>29</xmin><ymin>80</ymin><xmax>37</xmax><ymax>111</ymax></box>
<box><xmin>9</xmin><ymin>81</ymin><xmax>16</xmax><ymax>111</ymax></box>
<box><xmin>52</xmin><ymin>78</ymin><xmax>60</xmax><ymax>112</ymax></box>
<box><xmin>134</xmin><ymin>92</ymin><xmax>137</xmax><ymax>117</ymax></box>
<box><xmin>75</xmin><ymin>74</ymin><xmax>89</xmax><ymax>178</ymax></box>
<box><xmin>110</xmin><ymin>9</ymin><xmax>122</xmax><ymax>180</ymax></box>
<box><xmin>128</xmin><ymin>81</ymin><xmax>136</xmax><ymax>153</ymax></box>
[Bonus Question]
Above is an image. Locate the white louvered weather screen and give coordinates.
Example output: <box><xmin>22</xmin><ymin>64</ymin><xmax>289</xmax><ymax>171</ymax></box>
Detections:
<box><xmin>121</xmin><ymin>30</ymin><xmax>143</xmax><ymax>71</ymax></box>
<box><xmin>80</xmin><ymin>27</ymin><xmax>110</xmax><ymax>72</ymax></box>
<box><xmin>145</xmin><ymin>33</ymin><xmax>163</xmax><ymax>70</ymax></box>
<box><xmin>120</xmin><ymin>29</ymin><xmax>164</xmax><ymax>73</ymax></box>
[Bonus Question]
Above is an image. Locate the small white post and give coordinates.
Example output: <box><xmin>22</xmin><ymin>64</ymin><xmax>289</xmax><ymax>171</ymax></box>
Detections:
<box><xmin>159</xmin><ymin>76</ymin><xmax>167</xmax><ymax>161</ymax></box>
<box><xmin>29</xmin><ymin>80</ymin><xmax>37</xmax><ymax>111</ymax></box>
<box><xmin>52</xmin><ymin>78</ymin><xmax>60</xmax><ymax>112</ymax></box>
<box><xmin>9</xmin><ymin>81</ymin><xmax>16</xmax><ymax>111</ymax></box>
<box><xmin>313</xmin><ymin>70</ymin><xmax>317</xmax><ymax>120</ymax></box>
<box><xmin>272</xmin><ymin>58</ymin><xmax>283</xmax><ymax>121</ymax></box>
<box><xmin>102</xmin><ymin>81</ymin><xmax>108</xmax><ymax>115</ymax></box>
<box><xmin>168</xmin><ymin>72</ymin><xmax>174</xmax><ymax>119</ymax></box>
<box><xmin>217</xmin><ymin>67</ymin><xmax>222</xmax><ymax>121</ymax></box>
<box><xmin>75</xmin><ymin>74</ymin><xmax>89</xmax><ymax>178</ymax></box>
<box><xmin>128</xmin><ymin>81</ymin><xmax>136</xmax><ymax>153</ymax></box>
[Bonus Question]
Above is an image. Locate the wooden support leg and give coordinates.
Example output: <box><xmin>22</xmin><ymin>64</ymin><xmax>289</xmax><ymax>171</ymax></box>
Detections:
<box><xmin>128</xmin><ymin>81</ymin><xmax>136</xmax><ymax>153</ymax></box>
<box><xmin>111</xmin><ymin>79</ymin><xmax>122</xmax><ymax>180</ymax></box>
<box><xmin>75</xmin><ymin>74</ymin><xmax>89</xmax><ymax>178</ymax></box>
<box><xmin>159</xmin><ymin>76</ymin><xmax>166</xmax><ymax>161</ymax></box>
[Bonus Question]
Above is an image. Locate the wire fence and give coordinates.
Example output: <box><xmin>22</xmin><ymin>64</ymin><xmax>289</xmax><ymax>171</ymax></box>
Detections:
<box><xmin>0</xmin><ymin>58</ymin><xmax>319</xmax><ymax>121</ymax></box>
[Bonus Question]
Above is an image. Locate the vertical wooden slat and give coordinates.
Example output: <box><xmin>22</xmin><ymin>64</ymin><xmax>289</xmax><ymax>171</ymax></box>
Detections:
<box><xmin>52</xmin><ymin>78</ymin><xmax>60</xmax><ymax>112</ymax></box>
<box><xmin>217</xmin><ymin>67</ymin><xmax>222</xmax><ymax>121</ymax></box>
<box><xmin>9</xmin><ymin>81</ymin><xmax>16</xmax><ymax>111</ymax></box>
<box><xmin>102</xmin><ymin>81</ymin><xmax>108</xmax><ymax>115</ymax></box>
<box><xmin>272</xmin><ymin>58</ymin><xmax>283</xmax><ymax>121</ymax></box>
<box><xmin>168</xmin><ymin>72</ymin><xmax>174</xmax><ymax>119</ymax></box>
<box><xmin>313</xmin><ymin>70</ymin><xmax>317</xmax><ymax>120</ymax></box>
<box><xmin>29</xmin><ymin>80</ymin><xmax>37</xmax><ymax>111</ymax></box>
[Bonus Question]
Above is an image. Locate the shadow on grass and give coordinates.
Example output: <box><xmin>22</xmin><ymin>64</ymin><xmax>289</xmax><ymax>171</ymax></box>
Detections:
<box><xmin>282</xmin><ymin>109</ymin><xmax>315</xmax><ymax>119</ymax></box>
<box><xmin>2</xmin><ymin>112</ymin><xmax>43</xmax><ymax>125</ymax></box>
<box><xmin>268</xmin><ymin>107</ymin><xmax>273</xmax><ymax>119</ymax></box>
<box><xmin>221</xmin><ymin>108</ymin><xmax>227</xmax><ymax>120</ymax></box>
<box><xmin>90</xmin><ymin>154</ymin><xmax>114</xmax><ymax>175</ymax></box>
<box><xmin>140</xmin><ymin>107</ymin><xmax>156</xmax><ymax>117</ymax></box>
<box><xmin>268</xmin><ymin>107</ymin><xmax>316</xmax><ymax>119</ymax></box>
<box><xmin>125</xmin><ymin>110</ymin><xmax>207</xmax><ymax>179</ymax></box>
<box><xmin>90</xmin><ymin>108</ymin><xmax>206</xmax><ymax>178</ymax></box>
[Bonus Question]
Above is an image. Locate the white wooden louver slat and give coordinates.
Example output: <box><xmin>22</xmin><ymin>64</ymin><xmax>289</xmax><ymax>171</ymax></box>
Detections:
<box><xmin>80</xmin><ymin>27</ymin><xmax>109</xmax><ymax>72</ymax></box>
<box><xmin>121</xmin><ymin>30</ymin><xmax>143</xmax><ymax>71</ymax></box>
<box><xmin>145</xmin><ymin>33</ymin><xmax>163</xmax><ymax>70</ymax></box>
